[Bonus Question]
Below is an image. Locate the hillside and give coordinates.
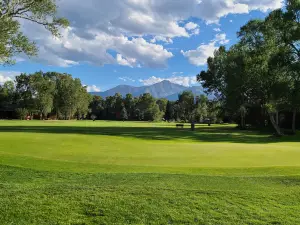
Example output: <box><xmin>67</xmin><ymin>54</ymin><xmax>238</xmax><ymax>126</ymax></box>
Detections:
<box><xmin>90</xmin><ymin>80</ymin><xmax>206</xmax><ymax>100</ymax></box>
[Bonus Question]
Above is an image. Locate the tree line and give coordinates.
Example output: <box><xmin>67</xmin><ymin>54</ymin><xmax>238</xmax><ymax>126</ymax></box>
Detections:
<box><xmin>0</xmin><ymin>71</ymin><xmax>220</xmax><ymax>122</ymax></box>
<box><xmin>0</xmin><ymin>72</ymin><xmax>91</xmax><ymax>120</ymax></box>
<box><xmin>89</xmin><ymin>91</ymin><xmax>220</xmax><ymax>123</ymax></box>
<box><xmin>198</xmin><ymin>0</ymin><xmax>300</xmax><ymax>135</ymax></box>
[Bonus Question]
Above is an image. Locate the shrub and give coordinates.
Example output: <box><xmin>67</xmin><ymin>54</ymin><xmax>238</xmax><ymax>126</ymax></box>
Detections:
<box><xmin>15</xmin><ymin>108</ymin><xmax>28</xmax><ymax>120</ymax></box>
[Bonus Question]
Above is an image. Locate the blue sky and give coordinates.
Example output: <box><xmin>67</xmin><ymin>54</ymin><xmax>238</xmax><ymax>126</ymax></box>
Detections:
<box><xmin>0</xmin><ymin>0</ymin><xmax>282</xmax><ymax>92</ymax></box>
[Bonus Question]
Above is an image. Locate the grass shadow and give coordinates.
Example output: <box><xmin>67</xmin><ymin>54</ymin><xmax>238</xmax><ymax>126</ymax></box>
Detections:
<box><xmin>0</xmin><ymin>124</ymin><xmax>299</xmax><ymax>144</ymax></box>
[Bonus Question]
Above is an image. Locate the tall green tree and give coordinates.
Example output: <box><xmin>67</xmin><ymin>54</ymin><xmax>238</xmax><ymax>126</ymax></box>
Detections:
<box><xmin>193</xmin><ymin>95</ymin><xmax>208</xmax><ymax>123</ymax></box>
<box><xmin>89</xmin><ymin>95</ymin><xmax>105</xmax><ymax>119</ymax></box>
<box><xmin>30</xmin><ymin>72</ymin><xmax>55</xmax><ymax>119</ymax></box>
<box><xmin>124</xmin><ymin>93</ymin><xmax>135</xmax><ymax>120</ymax></box>
<box><xmin>178</xmin><ymin>91</ymin><xmax>195</xmax><ymax>122</ymax></box>
<box><xmin>54</xmin><ymin>74</ymin><xmax>81</xmax><ymax>119</ymax></box>
<box><xmin>0</xmin><ymin>80</ymin><xmax>15</xmax><ymax>110</ymax></box>
<box><xmin>76</xmin><ymin>85</ymin><xmax>92</xmax><ymax>120</ymax></box>
<box><xmin>165</xmin><ymin>101</ymin><xmax>176</xmax><ymax>121</ymax></box>
<box><xmin>15</xmin><ymin>73</ymin><xmax>36</xmax><ymax>117</ymax></box>
<box><xmin>264</xmin><ymin>0</ymin><xmax>300</xmax><ymax>133</ymax></box>
<box><xmin>120</xmin><ymin>104</ymin><xmax>128</xmax><ymax>121</ymax></box>
<box><xmin>136</xmin><ymin>93</ymin><xmax>163</xmax><ymax>121</ymax></box>
<box><xmin>0</xmin><ymin>0</ymin><xmax>69</xmax><ymax>64</ymax></box>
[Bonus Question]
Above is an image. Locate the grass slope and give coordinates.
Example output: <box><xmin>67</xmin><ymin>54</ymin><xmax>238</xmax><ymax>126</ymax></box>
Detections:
<box><xmin>0</xmin><ymin>121</ymin><xmax>300</xmax><ymax>224</ymax></box>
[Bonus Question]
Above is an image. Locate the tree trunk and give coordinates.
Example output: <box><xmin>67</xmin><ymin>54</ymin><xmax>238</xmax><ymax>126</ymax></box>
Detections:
<box><xmin>240</xmin><ymin>116</ymin><xmax>243</xmax><ymax>129</ymax></box>
<box><xmin>292</xmin><ymin>109</ymin><xmax>297</xmax><ymax>134</ymax></box>
<box><xmin>240</xmin><ymin>114</ymin><xmax>245</xmax><ymax>130</ymax></box>
<box><xmin>269</xmin><ymin>113</ymin><xmax>282</xmax><ymax>136</ymax></box>
<box><xmin>276</xmin><ymin>111</ymin><xmax>279</xmax><ymax>125</ymax></box>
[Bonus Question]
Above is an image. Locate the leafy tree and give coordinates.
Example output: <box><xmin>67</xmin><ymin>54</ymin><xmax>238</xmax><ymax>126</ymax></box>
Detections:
<box><xmin>76</xmin><ymin>86</ymin><xmax>92</xmax><ymax>119</ymax></box>
<box><xmin>30</xmin><ymin>72</ymin><xmax>55</xmax><ymax>119</ymax></box>
<box><xmin>193</xmin><ymin>95</ymin><xmax>208</xmax><ymax>123</ymax></box>
<box><xmin>114</xmin><ymin>93</ymin><xmax>123</xmax><ymax>119</ymax></box>
<box><xmin>120</xmin><ymin>104</ymin><xmax>128</xmax><ymax>121</ymax></box>
<box><xmin>207</xmin><ymin>100</ymin><xmax>221</xmax><ymax>124</ymax></box>
<box><xmin>178</xmin><ymin>91</ymin><xmax>195</xmax><ymax>122</ymax></box>
<box><xmin>165</xmin><ymin>101</ymin><xmax>176</xmax><ymax>121</ymax></box>
<box><xmin>89</xmin><ymin>96</ymin><xmax>105</xmax><ymax>119</ymax></box>
<box><xmin>0</xmin><ymin>0</ymin><xmax>69</xmax><ymax>64</ymax></box>
<box><xmin>198</xmin><ymin>1</ymin><xmax>299</xmax><ymax>134</ymax></box>
<box><xmin>264</xmin><ymin>0</ymin><xmax>300</xmax><ymax>133</ymax></box>
<box><xmin>136</xmin><ymin>93</ymin><xmax>163</xmax><ymax>121</ymax></box>
<box><xmin>15</xmin><ymin>73</ymin><xmax>36</xmax><ymax>117</ymax></box>
<box><xmin>0</xmin><ymin>81</ymin><xmax>15</xmax><ymax>110</ymax></box>
<box><xmin>156</xmin><ymin>98</ymin><xmax>168</xmax><ymax>113</ymax></box>
<box><xmin>124</xmin><ymin>93</ymin><xmax>135</xmax><ymax>119</ymax></box>
<box><xmin>15</xmin><ymin>108</ymin><xmax>28</xmax><ymax>120</ymax></box>
<box><xmin>53</xmin><ymin>74</ymin><xmax>89</xmax><ymax>120</ymax></box>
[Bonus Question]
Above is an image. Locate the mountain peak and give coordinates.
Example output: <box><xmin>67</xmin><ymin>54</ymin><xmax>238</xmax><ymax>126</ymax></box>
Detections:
<box><xmin>152</xmin><ymin>80</ymin><xmax>184</xmax><ymax>87</ymax></box>
<box><xmin>91</xmin><ymin>81</ymin><xmax>204</xmax><ymax>100</ymax></box>
<box><xmin>160</xmin><ymin>80</ymin><xmax>172</xmax><ymax>84</ymax></box>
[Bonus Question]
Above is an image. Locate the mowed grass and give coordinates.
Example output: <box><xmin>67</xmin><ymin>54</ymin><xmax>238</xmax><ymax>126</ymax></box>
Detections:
<box><xmin>0</xmin><ymin>121</ymin><xmax>300</xmax><ymax>224</ymax></box>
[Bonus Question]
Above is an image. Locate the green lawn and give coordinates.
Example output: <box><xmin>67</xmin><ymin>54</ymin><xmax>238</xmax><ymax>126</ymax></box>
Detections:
<box><xmin>0</xmin><ymin>121</ymin><xmax>300</xmax><ymax>224</ymax></box>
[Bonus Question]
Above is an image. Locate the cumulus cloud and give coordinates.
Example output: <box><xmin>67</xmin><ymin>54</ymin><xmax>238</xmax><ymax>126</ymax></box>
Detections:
<box><xmin>185</xmin><ymin>22</ymin><xmax>199</xmax><ymax>30</ymax></box>
<box><xmin>139</xmin><ymin>75</ymin><xmax>197</xmax><ymax>87</ymax></box>
<box><xmin>16</xmin><ymin>0</ymin><xmax>283</xmax><ymax>68</ymax></box>
<box><xmin>150</xmin><ymin>36</ymin><xmax>173</xmax><ymax>44</ymax></box>
<box><xmin>182</xmin><ymin>33</ymin><xmax>230</xmax><ymax>66</ymax></box>
<box><xmin>181</xmin><ymin>42</ymin><xmax>217</xmax><ymax>66</ymax></box>
<box><xmin>239</xmin><ymin>0</ymin><xmax>283</xmax><ymax>12</ymax></box>
<box><xmin>191</xmin><ymin>28</ymin><xmax>200</xmax><ymax>35</ymax></box>
<box><xmin>215</xmin><ymin>33</ymin><xmax>230</xmax><ymax>44</ymax></box>
<box><xmin>213</xmin><ymin>28</ymin><xmax>221</xmax><ymax>32</ymax></box>
<box><xmin>0</xmin><ymin>71</ymin><xmax>21</xmax><ymax>84</ymax></box>
<box><xmin>85</xmin><ymin>85</ymin><xmax>101</xmax><ymax>92</ymax></box>
<box><xmin>116</xmin><ymin>54</ymin><xmax>137</xmax><ymax>67</ymax></box>
<box><xmin>184</xmin><ymin>22</ymin><xmax>200</xmax><ymax>36</ymax></box>
<box><xmin>20</xmin><ymin>22</ymin><xmax>173</xmax><ymax>68</ymax></box>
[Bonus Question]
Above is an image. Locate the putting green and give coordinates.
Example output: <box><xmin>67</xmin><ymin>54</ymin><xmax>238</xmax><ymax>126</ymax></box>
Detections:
<box><xmin>0</xmin><ymin>120</ymin><xmax>299</xmax><ymax>175</ymax></box>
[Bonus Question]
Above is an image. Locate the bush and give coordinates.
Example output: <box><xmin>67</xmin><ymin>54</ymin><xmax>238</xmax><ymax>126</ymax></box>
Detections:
<box><xmin>15</xmin><ymin>108</ymin><xmax>28</xmax><ymax>120</ymax></box>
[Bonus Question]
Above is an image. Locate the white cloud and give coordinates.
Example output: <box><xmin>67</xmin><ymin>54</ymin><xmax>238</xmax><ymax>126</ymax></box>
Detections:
<box><xmin>213</xmin><ymin>28</ymin><xmax>221</xmax><ymax>32</ymax></box>
<box><xmin>20</xmin><ymin>23</ymin><xmax>174</xmax><ymax>68</ymax></box>
<box><xmin>182</xmin><ymin>32</ymin><xmax>230</xmax><ymax>66</ymax></box>
<box><xmin>0</xmin><ymin>71</ymin><xmax>21</xmax><ymax>84</ymax></box>
<box><xmin>215</xmin><ymin>33</ymin><xmax>230</xmax><ymax>44</ymax></box>
<box><xmin>85</xmin><ymin>85</ymin><xmax>101</xmax><ymax>92</ymax></box>
<box><xmin>184</xmin><ymin>22</ymin><xmax>200</xmax><ymax>36</ymax></box>
<box><xmin>192</xmin><ymin>28</ymin><xmax>200</xmax><ymax>35</ymax></box>
<box><xmin>229</xmin><ymin>20</ymin><xmax>233</xmax><ymax>23</ymax></box>
<box><xmin>150</xmin><ymin>36</ymin><xmax>173</xmax><ymax>44</ymax></box>
<box><xmin>239</xmin><ymin>0</ymin><xmax>283</xmax><ymax>12</ymax></box>
<box><xmin>16</xmin><ymin>0</ymin><xmax>283</xmax><ymax>68</ymax></box>
<box><xmin>185</xmin><ymin>22</ymin><xmax>199</xmax><ymax>30</ymax></box>
<box><xmin>116</xmin><ymin>54</ymin><xmax>137</xmax><ymax>67</ymax></box>
<box><xmin>139</xmin><ymin>75</ymin><xmax>197</xmax><ymax>87</ymax></box>
<box><xmin>119</xmin><ymin>77</ymin><xmax>136</xmax><ymax>82</ymax></box>
<box><xmin>181</xmin><ymin>42</ymin><xmax>217</xmax><ymax>66</ymax></box>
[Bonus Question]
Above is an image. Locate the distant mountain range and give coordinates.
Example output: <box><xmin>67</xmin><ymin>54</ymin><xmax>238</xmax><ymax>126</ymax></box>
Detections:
<box><xmin>90</xmin><ymin>80</ymin><xmax>209</xmax><ymax>100</ymax></box>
